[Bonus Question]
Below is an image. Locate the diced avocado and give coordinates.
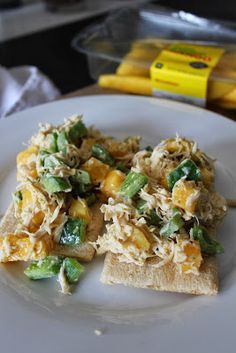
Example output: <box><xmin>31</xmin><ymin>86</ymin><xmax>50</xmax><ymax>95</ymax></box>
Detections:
<box><xmin>68</xmin><ymin>120</ymin><xmax>87</xmax><ymax>144</ymax></box>
<box><xmin>120</xmin><ymin>171</ymin><xmax>148</xmax><ymax>198</ymax></box>
<box><xmin>24</xmin><ymin>256</ymin><xmax>63</xmax><ymax>280</ymax></box>
<box><xmin>60</xmin><ymin>218</ymin><xmax>87</xmax><ymax>246</ymax></box>
<box><xmin>64</xmin><ymin>257</ymin><xmax>85</xmax><ymax>284</ymax></box>
<box><xmin>92</xmin><ymin>144</ymin><xmax>115</xmax><ymax>166</ymax></box>
<box><xmin>41</xmin><ymin>174</ymin><xmax>72</xmax><ymax>194</ymax></box>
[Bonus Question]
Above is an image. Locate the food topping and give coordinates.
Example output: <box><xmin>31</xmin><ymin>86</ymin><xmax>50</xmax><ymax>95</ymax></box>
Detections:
<box><xmin>0</xmin><ymin>115</ymin><xmax>139</xmax><ymax>294</ymax></box>
<box><xmin>0</xmin><ymin>115</ymin><xmax>227</xmax><ymax>292</ymax></box>
<box><xmin>93</xmin><ymin>136</ymin><xmax>226</xmax><ymax>275</ymax></box>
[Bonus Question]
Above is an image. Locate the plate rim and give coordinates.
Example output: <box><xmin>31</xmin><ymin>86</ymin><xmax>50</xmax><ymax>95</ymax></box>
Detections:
<box><xmin>0</xmin><ymin>94</ymin><xmax>235</xmax><ymax>353</ymax></box>
<box><xmin>1</xmin><ymin>94</ymin><xmax>236</xmax><ymax>129</ymax></box>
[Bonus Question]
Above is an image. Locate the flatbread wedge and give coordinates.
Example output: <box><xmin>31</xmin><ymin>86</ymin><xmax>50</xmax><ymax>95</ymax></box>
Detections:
<box><xmin>0</xmin><ymin>201</ymin><xmax>103</xmax><ymax>263</ymax></box>
<box><xmin>101</xmin><ymin>252</ymin><xmax>218</xmax><ymax>296</ymax></box>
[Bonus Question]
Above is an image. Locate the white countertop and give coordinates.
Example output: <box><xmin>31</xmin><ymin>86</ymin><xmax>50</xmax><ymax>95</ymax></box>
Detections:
<box><xmin>0</xmin><ymin>0</ymin><xmax>149</xmax><ymax>42</ymax></box>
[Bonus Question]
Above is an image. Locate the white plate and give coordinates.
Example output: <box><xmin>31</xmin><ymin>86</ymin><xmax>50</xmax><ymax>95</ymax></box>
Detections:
<box><xmin>0</xmin><ymin>95</ymin><xmax>236</xmax><ymax>353</ymax></box>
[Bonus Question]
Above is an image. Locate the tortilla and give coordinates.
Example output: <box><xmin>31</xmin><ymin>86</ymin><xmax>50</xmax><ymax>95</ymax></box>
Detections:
<box><xmin>0</xmin><ymin>203</ymin><xmax>18</xmax><ymax>235</ymax></box>
<box><xmin>100</xmin><ymin>252</ymin><xmax>218</xmax><ymax>295</ymax></box>
<box><xmin>0</xmin><ymin>201</ymin><xmax>103</xmax><ymax>263</ymax></box>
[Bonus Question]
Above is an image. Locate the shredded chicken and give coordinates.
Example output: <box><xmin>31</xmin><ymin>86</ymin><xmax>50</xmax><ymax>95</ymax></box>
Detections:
<box><xmin>93</xmin><ymin>136</ymin><xmax>227</xmax><ymax>275</ymax></box>
<box><xmin>58</xmin><ymin>262</ymin><xmax>71</xmax><ymax>295</ymax></box>
<box><xmin>14</xmin><ymin>180</ymin><xmax>67</xmax><ymax>243</ymax></box>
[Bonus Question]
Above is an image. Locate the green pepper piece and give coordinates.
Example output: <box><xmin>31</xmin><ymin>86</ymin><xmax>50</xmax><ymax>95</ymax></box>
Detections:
<box><xmin>68</xmin><ymin>120</ymin><xmax>87</xmax><ymax>144</ymax></box>
<box><xmin>191</xmin><ymin>223</ymin><xmax>224</xmax><ymax>255</ymax></box>
<box><xmin>85</xmin><ymin>193</ymin><xmax>96</xmax><ymax>206</ymax></box>
<box><xmin>120</xmin><ymin>171</ymin><xmax>148</xmax><ymax>198</ymax></box>
<box><xmin>60</xmin><ymin>218</ymin><xmax>87</xmax><ymax>246</ymax></box>
<box><xmin>24</xmin><ymin>256</ymin><xmax>63</xmax><ymax>280</ymax></box>
<box><xmin>160</xmin><ymin>208</ymin><xmax>184</xmax><ymax>237</ymax></box>
<box><xmin>92</xmin><ymin>144</ymin><xmax>115</xmax><ymax>166</ymax></box>
<box><xmin>172</xmin><ymin>207</ymin><xmax>181</xmax><ymax>217</ymax></box>
<box><xmin>13</xmin><ymin>191</ymin><xmax>22</xmax><ymax>205</ymax></box>
<box><xmin>145</xmin><ymin>146</ymin><xmax>153</xmax><ymax>152</ymax></box>
<box><xmin>47</xmin><ymin>132</ymin><xmax>58</xmax><ymax>153</ymax></box>
<box><xmin>148</xmin><ymin>209</ymin><xmax>160</xmax><ymax>226</ymax></box>
<box><xmin>136</xmin><ymin>200</ymin><xmax>159</xmax><ymax>226</ymax></box>
<box><xmin>70</xmin><ymin>170</ymin><xmax>91</xmax><ymax>185</ymax></box>
<box><xmin>70</xmin><ymin>170</ymin><xmax>92</xmax><ymax>196</ymax></box>
<box><xmin>39</xmin><ymin>150</ymin><xmax>50</xmax><ymax>166</ymax></box>
<box><xmin>72</xmin><ymin>184</ymin><xmax>92</xmax><ymax>198</ymax></box>
<box><xmin>44</xmin><ymin>155</ymin><xmax>65</xmax><ymax>169</ymax></box>
<box><xmin>64</xmin><ymin>257</ymin><xmax>85</xmax><ymax>284</ymax></box>
<box><xmin>116</xmin><ymin>163</ymin><xmax>130</xmax><ymax>174</ymax></box>
<box><xmin>41</xmin><ymin>174</ymin><xmax>71</xmax><ymax>194</ymax></box>
<box><xmin>136</xmin><ymin>199</ymin><xmax>147</xmax><ymax>215</ymax></box>
<box><xmin>57</xmin><ymin>131</ymin><xmax>69</xmax><ymax>153</ymax></box>
<box><xmin>167</xmin><ymin>159</ymin><xmax>201</xmax><ymax>190</ymax></box>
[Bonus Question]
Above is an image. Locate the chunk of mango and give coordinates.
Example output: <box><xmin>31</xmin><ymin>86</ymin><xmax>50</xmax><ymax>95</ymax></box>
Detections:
<box><xmin>0</xmin><ymin>234</ymin><xmax>52</xmax><ymax>263</ymax></box>
<box><xmin>104</xmin><ymin>138</ymin><xmax>138</xmax><ymax>158</ymax></box>
<box><xmin>181</xmin><ymin>241</ymin><xmax>202</xmax><ymax>273</ymax></box>
<box><xmin>21</xmin><ymin>189</ymin><xmax>33</xmax><ymax>209</ymax></box>
<box><xmin>17</xmin><ymin>145</ymin><xmax>38</xmax><ymax>180</ymax></box>
<box><xmin>172</xmin><ymin>180</ymin><xmax>200</xmax><ymax>214</ymax></box>
<box><xmin>28</xmin><ymin>211</ymin><xmax>45</xmax><ymax>233</ymax></box>
<box><xmin>101</xmin><ymin>170</ymin><xmax>126</xmax><ymax>198</ymax></box>
<box><xmin>81</xmin><ymin>157</ymin><xmax>110</xmax><ymax>184</ymax></box>
<box><xmin>69</xmin><ymin>198</ymin><xmax>91</xmax><ymax>223</ymax></box>
<box><xmin>131</xmin><ymin>226</ymin><xmax>150</xmax><ymax>251</ymax></box>
<box><xmin>17</xmin><ymin>145</ymin><xmax>38</xmax><ymax>166</ymax></box>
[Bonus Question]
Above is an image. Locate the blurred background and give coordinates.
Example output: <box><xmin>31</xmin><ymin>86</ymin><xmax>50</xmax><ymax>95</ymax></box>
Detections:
<box><xmin>0</xmin><ymin>0</ymin><xmax>236</xmax><ymax>118</ymax></box>
<box><xmin>0</xmin><ymin>0</ymin><xmax>235</xmax><ymax>94</ymax></box>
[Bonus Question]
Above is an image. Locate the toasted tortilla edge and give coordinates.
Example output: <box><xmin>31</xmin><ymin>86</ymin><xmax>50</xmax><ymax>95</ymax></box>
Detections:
<box><xmin>100</xmin><ymin>252</ymin><xmax>218</xmax><ymax>296</ymax></box>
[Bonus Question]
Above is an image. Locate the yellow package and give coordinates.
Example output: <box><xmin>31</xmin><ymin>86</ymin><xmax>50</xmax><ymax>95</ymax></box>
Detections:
<box><xmin>99</xmin><ymin>40</ymin><xmax>236</xmax><ymax>109</ymax></box>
